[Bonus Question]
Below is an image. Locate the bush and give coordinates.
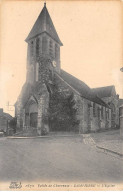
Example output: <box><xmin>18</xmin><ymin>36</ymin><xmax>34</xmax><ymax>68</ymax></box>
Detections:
<box><xmin>41</xmin><ymin>123</ymin><xmax>49</xmax><ymax>136</ymax></box>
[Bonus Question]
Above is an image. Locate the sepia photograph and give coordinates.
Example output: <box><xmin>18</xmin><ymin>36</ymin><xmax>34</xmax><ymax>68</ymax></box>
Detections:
<box><xmin>0</xmin><ymin>0</ymin><xmax>123</xmax><ymax>191</ymax></box>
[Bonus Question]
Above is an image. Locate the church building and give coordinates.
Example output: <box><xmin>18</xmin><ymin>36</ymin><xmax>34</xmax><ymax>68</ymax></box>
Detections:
<box><xmin>15</xmin><ymin>3</ymin><xmax>120</xmax><ymax>135</ymax></box>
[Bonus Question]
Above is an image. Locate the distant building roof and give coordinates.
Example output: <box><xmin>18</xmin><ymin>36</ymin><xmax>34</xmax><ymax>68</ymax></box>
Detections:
<box><xmin>0</xmin><ymin>109</ymin><xmax>13</xmax><ymax>120</ymax></box>
<box><xmin>118</xmin><ymin>99</ymin><xmax>123</xmax><ymax>107</ymax></box>
<box><xmin>25</xmin><ymin>3</ymin><xmax>63</xmax><ymax>45</ymax></box>
<box><xmin>92</xmin><ymin>85</ymin><xmax>115</xmax><ymax>98</ymax></box>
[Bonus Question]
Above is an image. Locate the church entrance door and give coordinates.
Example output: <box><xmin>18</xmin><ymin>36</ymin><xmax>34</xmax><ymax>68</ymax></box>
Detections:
<box><xmin>30</xmin><ymin>113</ymin><xmax>38</xmax><ymax>128</ymax></box>
<box><xmin>25</xmin><ymin>96</ymin><xmax>38</xmax><ymax>131</ymax></box>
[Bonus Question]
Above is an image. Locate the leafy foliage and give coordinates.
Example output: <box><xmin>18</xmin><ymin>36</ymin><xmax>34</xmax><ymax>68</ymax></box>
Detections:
<box><xmin>49</xmin><ymin>86</ymin><xmax>79</xmax><ymax>131</ymax></box>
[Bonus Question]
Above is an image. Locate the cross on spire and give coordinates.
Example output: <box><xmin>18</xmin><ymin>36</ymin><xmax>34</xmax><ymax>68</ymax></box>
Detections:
<box><xmin>44</xmin><ymin>1</ymin><xmax>46</xmax><ymax>7</ymax></box>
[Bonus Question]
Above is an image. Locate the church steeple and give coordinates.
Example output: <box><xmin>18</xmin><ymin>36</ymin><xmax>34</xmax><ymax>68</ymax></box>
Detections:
<box><xmin>25</xmin><ymin>3</ymin><xmax>63</xmax><ymax>45</ymax></box>
<box><xmin>26</xmin><ymin>3</ymin><xmax>63</xmax><ymax>83</ymax></box>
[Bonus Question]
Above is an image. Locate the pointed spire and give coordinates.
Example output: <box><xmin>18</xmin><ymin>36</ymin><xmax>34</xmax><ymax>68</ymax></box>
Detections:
<box><xmin>25</xmin><ymin>3</ymin><xmax>63</xmax><ymax>46</ymax></box>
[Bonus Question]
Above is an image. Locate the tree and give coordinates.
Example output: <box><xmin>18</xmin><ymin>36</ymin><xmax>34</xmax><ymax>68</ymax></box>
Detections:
<box><xmin>49</xmin><ymin>89</ymin><xmax>79</xmax><ymax>132</ymax></box>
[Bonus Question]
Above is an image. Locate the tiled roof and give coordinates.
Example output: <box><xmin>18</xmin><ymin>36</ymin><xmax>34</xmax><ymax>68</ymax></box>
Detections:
<box><xmin>25</xmin><ymin>3</ymin><xmax>63</xmax><ymax>45</ymax></box>
<box><xmin>92</xmin><ymin>85</ymin><xmax>115</xmax><ymax>98</ymax></box>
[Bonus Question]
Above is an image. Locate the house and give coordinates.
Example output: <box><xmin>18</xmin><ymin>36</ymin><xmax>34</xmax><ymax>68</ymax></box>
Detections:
<box><xmin>0</xmin><ymin>108</ymin><xmax>13</xmax><ymax>133</ymax></box>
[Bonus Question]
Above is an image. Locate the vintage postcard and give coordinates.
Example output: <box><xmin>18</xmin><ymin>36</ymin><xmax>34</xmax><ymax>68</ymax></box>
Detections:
<box><xmin>0</xmin><ymin>0</ymin><xmax>123</xmax><ymax>191</ymax></box>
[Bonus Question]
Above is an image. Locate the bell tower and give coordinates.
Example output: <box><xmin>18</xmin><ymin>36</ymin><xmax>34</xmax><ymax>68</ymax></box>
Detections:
<box><xmin>25</xmin><ymin>3</ymin><xmax>63</xmax><ymax>84</ymax></box>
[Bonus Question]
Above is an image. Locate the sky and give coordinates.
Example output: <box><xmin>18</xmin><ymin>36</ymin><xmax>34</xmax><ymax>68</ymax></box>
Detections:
<box><xmin>0</xmin><ymin>0</ymin><xmax>123</xmax><ymax>116</ymax></box>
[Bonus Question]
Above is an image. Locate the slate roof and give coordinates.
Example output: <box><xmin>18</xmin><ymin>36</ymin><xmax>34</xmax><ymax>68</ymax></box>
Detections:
<box><xmin>25</xmin><ymin>3</ymin><xmax>63</xmax><ymax>45</ymax></box>
<box><xmin>15</xmin><ymin>83</ymin><xmax>32</xmax><ymax>107</ymax></box>
<box><xmin>59</xmin><ymin>70</ymin><xmax>108</xmax><ymax>106</ymax></box>
<box><xmin>92</xmin><ymin>85</ymin><xmax>115</xmax><ymax>98</ymax></box>
<box><xmin>16</xmin><ymin>81</ymin><xmax>48</xmax><ymax>107</ymax></box>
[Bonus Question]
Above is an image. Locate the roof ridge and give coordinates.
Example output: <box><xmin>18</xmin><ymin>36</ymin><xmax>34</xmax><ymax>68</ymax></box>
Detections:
<box><xmin>92</xmin><ymin>85</ymin><xmax>114</xmax><ymax>90</ymax></box>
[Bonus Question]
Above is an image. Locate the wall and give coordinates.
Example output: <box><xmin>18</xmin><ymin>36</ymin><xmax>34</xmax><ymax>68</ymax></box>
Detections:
<box><xmin>37</xmin><ymin>84</ymin><xmax>49</xmax><ymax>135</ymax></box>
<box><xmin>102</xmin><ymin>96</ymin><xmax>119</xmax><ymax>127</ymax></box>
<box><xmin>0</xmin><ymin>116</ymin><xmax>7</xmax><ymax>132</ymax></box>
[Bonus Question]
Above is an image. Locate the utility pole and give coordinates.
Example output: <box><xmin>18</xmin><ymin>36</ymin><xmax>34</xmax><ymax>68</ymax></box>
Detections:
<box><xmin>7</xmin><ymin>101</ymin><xmax>14</xmax><ymax>112</ymax></box>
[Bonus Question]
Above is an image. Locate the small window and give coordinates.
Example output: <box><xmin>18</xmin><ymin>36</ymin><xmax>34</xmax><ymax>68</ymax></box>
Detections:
<box><xmin>93</xmin><ymin>103</ymin><xmax>96</xmax><ymax>117</ymax></box>
<box><xmin>55</xmin><ymin>44</ymin><xmax>58</xmax><ymax>58</ymax></box>
<box><xmin>42</xmin><ymin>36</ymin><xmax>47</xmax><ymax>53</ymax></box>
<box><xmin>36</xmin><ymin>38</ymin><xmax>40</xmax><ymax>57</ymax></box>
<box><xmin>55</xmin><ymin>44</ymin><xmax>59</xmax><ymax>59</ymax></box>
<box><xmin>36</xmin><ymin>63</ymin><xmax>39</xmax><ymax>82</ymax></box>
<box><xmin>106</xmin><ymin>109</ymin><xmax>109</xmax><ymax>120</ymax></box>
<box><xmin>101</xmin><ymin>107</ymin><xmax>103</xmax><ymax>118</ymax></box>
<box><xmin>107</xmin><ymin>111</ymin><xmax>109</xmax><ymax>120</ymax></box>
<box><xmin>97</xmin><ymin>107</ymin><xmax>100</xmax><ymax>119</ymax></box>
<box><xmin>49</xmin><ymin>40</ymin><xmax>53</xmax><ymax>57</ymax></box>
<box><xmin>30</xmin><ymin>41</ymin><xmax>34</xmax><ymax>56</ymax></box>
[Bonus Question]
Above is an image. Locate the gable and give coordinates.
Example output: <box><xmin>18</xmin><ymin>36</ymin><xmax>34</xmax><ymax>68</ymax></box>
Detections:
<box><xmin>92</xmin><ymin>85</ymin><xmax>116</xmax><ymax>98</ymax></box>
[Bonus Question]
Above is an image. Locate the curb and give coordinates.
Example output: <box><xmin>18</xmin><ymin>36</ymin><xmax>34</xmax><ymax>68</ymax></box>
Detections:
<box><xmin>7</xmin><ymin>134</ymin><xmax>80</xmax><ymax>139</ymax></box>
<box><xmin>7</xmin><ymin>136</ymin><xmax>50</xmax><ymax>139</ymax></box>
<box><xmin>96</xmin><ymin>145</ymin><xmax>123</xmax><ymax>158</ymax></box>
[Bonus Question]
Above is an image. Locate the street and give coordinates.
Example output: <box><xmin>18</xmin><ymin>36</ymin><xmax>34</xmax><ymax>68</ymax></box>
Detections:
<box><xmin>0</xmin><ymin>136</ymin><xmax>123</xmax><ymax>183</ymax></box>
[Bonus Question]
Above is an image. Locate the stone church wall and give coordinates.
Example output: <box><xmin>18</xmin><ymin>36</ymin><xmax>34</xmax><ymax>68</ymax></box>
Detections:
<box><xmin>37</xmin><ymin>84</ymin><xmax>49</xmax><ymax>135</ymax></box>
<box><xmin>102</xmin><ymin>96</ymin><xmax>119</xmax><ymax>127</ymax></box>
<box><xmin>73</xmin><ymin>94</ymin><xmax>84</xmax><ymax>134</ymax></box>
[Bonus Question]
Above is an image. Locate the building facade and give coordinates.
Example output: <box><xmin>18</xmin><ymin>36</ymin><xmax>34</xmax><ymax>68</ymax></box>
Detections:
<box><xmin>0</xmin><ymin>108</ymin><xmax>13</xmax><ymax>133</ymax></box>
<box><xmin>15</xmin><ymin>3</ymin><xmax>121</xmax><ymax>135</ymax></box>
<box><xmin>92</xmin><ymin>86</ymin><xmax>120</xmax><ymax>128</ymax></box>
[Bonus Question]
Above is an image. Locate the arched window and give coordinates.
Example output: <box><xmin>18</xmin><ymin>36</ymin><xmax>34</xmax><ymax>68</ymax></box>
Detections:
<box><xmin>93</xmin><ymin>103</ymin><xmax>96</xmax><ymax>117</ymax></box>
<box><xmin>97</xmin><ymin>107</ymin><xmax>100</xmax><ymax>119</ymax></box>
<box><xmin>101</xmin><ymin>106</ymin><xmax>104</xmax><ymax>118</ymax></box>
<box><xmin>36</xmin><ymin>38</ymin><xmax>40</xmax><ymax>57</ymax></box>
<box><xmin>110</xmin><ymin>103</ymin><xmax>115</xmax><ymax>112</ymax></box>
<box><xmin>55</xmin><ymin>43</ymin><xmax>59</xmax><ymax>59</ymax></box>
<box><xmin>30</xmin><ymin>64</ymin><xmax>34</xmax><ymax>83</ymax></box>
<box><xmin>36</xmin><ymin>63</ymin><xmax>39</xmax><ymax>81</ymax></box>
<box><xmin>30</xmin><ymin>41</ymin><xmax>34</xmax><ymax>56</ymax></box>
<box><xmin>49</xmin><ymin>69</ymin><xmax>53</xmax><ymax>81</ymax></box>
<box><xmin>42</xmin><ymin>36</ymin><xmax>47</xmax><ymax>53</ymax></box>
<box><xmin>106</xmin><ymin>108</ymin><xmax>109</xmax><ymax>120</ymax></box>
<box><xmin>49</xmin><ymin>40</ymin><xmax>53</xmax><ymax>57</ymax></box>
